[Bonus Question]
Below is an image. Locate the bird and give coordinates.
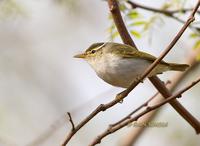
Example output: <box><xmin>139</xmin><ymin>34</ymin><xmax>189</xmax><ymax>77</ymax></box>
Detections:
<box><xmin>74</xmin><ymin>42</ymin><xmax>189</xmax><ymax>88</ymax></box>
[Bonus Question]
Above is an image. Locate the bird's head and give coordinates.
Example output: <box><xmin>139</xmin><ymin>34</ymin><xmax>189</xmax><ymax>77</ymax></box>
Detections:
<box><xmin>74</xmin><ymin>42</ymin><xmax>107</xmax><ymax>61</ymax></box>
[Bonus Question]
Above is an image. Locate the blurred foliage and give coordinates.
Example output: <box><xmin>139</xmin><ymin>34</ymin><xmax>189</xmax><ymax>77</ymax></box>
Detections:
<box><xmin>161</xmin><ymin>0</ymin><xmax>187</xmax><ymax>10</ymax></box>
<box><xmin>107</xmin><ymin>1</ymin><xmax>165</xmax><ymax>42</ymax></box>
<box><xmin>0</xmin><ymin>0</ymin><xmax>25</xmax><ymax>20</ymax></box>
<box><xmin>107</xmin><ymin>0</ymin><xmax>200</xmax><ymax>60</ymax></box>
<box><xmin>189</xmin><ymin>32</ymin><xmax>200</xmax><ymax>60</ymax></box>
<box><xmin>56</xmin><ymin>0</ymin><xmax>79</xmax><ymax>12</ymax></box>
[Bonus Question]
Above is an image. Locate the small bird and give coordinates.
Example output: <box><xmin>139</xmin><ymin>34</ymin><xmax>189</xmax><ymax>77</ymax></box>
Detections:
<box><xmin>74</xmin><ymin>42</ymin><xmax>189</xmax><ymax>88</ymax></box>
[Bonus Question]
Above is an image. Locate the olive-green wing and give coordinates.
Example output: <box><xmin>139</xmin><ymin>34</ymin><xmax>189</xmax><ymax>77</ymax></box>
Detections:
<box><xmin>109</xmin><ymin>43</ymin><xmax>138</xmax><ymax>53</ymax></box>
<box><xmin>113</xmin><ymin>47</ymin><xmax>168</xmax><ymax>65</ymax></box>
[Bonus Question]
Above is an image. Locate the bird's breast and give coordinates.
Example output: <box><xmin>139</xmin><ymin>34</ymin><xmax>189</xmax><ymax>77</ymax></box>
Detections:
<box><xmin>90</xmin><ymin>54</ymin><xmax>151</xmax><ymax>88</ymax></box>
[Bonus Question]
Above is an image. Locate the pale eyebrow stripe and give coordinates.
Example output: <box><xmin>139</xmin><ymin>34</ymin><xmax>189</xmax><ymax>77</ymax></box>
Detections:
<box><xmin>96</xmin><ymin>42</ymin><xmax>107</xmax><ymax>50</ymax></box>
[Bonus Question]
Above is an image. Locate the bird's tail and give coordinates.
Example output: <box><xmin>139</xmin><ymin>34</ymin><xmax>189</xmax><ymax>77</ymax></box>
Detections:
<box><xmin>169</xmin><ymin>63</ymin><xmax>189</xmax><ymax>71</ymax></box>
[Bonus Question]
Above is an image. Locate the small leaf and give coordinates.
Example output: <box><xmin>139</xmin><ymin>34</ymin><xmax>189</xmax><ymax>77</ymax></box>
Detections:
<box><xmin>189</xmin><ymin>33</ymin><xmax>200</xmax><ymax>38</ymax></box>
<box><xmin>143</xmin><ymin>21</ymin><xmax>151</xmax><ymax>31</ymax></box>
<box><xmin>197</xmin><ymin>53</ymin><xmax>200</xmax><ymax>61</ymax></box>
<box><xmin>142</xmin><ymin>15</ymin><xmax>160</xmax><ymax>32</ymax></box>
<box><xmin>130</xmin><ymin>30</ymin><xmax>141</xmax><ymax>38</ymax></box>
<box><xmin>111</xmin><ymin>31</ymin><xmax>119</xmax><ymax>40</ymax></box>
<box><xmin>108</xmin><ymin>13</ymin><xmax>113</xmax><ymax>20</ymax></box>
<box><xmin>161</xmin><ymin>3</ymin><xmax>172</xmax><ymax>10</ymax></box>
<box><xmin>107</xmin><ymin>24</ymin><xmax>115</xmax><ymax>33</ymax></box>
<box><xmin>193</xmin><ymin>40</ymin><xmax>200</xmax><ymax>50</ymax></box>
<box><xmin>119</xmin><ymin>3</ymin><xmax>126</xmax><ymax>12</ymax></box>
<box><xmin>129</xmin><ymin>21</ymin><xmax>146</xmax><ymax>26</ymax></box>
<box><xmin>127</xmin><ymin>10</ymin><xmax>140</xmax><ymax>19</ymax></box>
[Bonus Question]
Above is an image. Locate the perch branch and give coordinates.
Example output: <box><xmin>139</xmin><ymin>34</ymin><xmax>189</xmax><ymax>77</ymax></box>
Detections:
<box><xmin>119</xmin><ymin>48</ymin><xmax>200</xmax><ymax>146</ymax></box>
<box><xmin>110</xmin><ymin>81</ymin><xmax>171</xmax><ymax>127</ymax></box>
<box><xmin>89</xmin><ymin>76</ymin><xmax>200</xmax><ymax>146</ymax></box>
<box><xmin>108</xmin><ymin>0</ymin><xmax>200</xmax><ymax>134</ymax></box>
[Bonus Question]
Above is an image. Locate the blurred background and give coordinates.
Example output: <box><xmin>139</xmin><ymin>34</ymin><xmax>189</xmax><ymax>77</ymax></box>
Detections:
<box><xmin>0</xmin><ymin>0</ymin><xmax>200</xmax><ymax>146</ymax></box>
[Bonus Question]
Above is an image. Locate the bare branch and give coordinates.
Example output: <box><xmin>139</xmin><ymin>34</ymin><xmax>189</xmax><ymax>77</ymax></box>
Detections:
<box><xmin>119</xmin><ymin>49</ymin><xmax>200</xmax><ymax>146</ymax></box>
<box><xmin>127</xmin><ymin>1</ymin><xmax>200</xmax><ymax>33</ymax></box>
<box><xmin>67</xmin><ymin>112</ymin><xmax>75</xmax><ymax>131</ymax></box>
<box><xmin>110</xmin><ymin>81</ymin><xmax>171</xmax><ymax>127</ymax></box>
<box><xmin>108</xmin><ymin>0</ymin><xmax>200</xmax><ymax>134</ymax></box>
<box><xmin>89</xmin><ymin>76</ymin><xmax>200</xmax><ymax>146</ymax></box>
<box><xmin>110</xmin><ymin>92</ymin><xmax>159</xmax><ymax>127</ymax></box>
<box><xmin>117</xmin><ymin>0</ymin><xmax>199</xmax><ymax>99</ymax></box>
<box><xmin>108</xmin><ymin>0</ymin><xmax>137</xmax><ymax>48</ymax></box>
<box><xmin>127</xmin><ymin>1</ymin><xmax>200</xmax><ymax>15</ymax></box>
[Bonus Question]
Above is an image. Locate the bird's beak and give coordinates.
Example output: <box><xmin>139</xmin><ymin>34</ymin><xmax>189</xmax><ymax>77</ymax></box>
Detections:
<box><xmin>74</xmin><ymin>53</ymin><xmax>86</xmax><ymax>59</ymax></box>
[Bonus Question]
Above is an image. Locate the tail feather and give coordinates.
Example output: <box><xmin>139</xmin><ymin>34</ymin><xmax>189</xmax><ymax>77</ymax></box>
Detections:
<box><xmin>169</xmin><ymin>63</ymin><xmax>189</xmax><ymax>71</ymax></box>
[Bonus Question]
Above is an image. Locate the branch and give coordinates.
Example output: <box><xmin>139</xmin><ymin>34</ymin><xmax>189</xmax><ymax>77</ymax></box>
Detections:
<box><xmin>110</xmin><ymin>81</ymin><xmax>171</xmax><ymax>127</ymax></box>
<box><xmin>108</xmin><ymin>0</ymin><xmax>200</xmax><ymax>134</ymax></box>
<box><xmin>89</xmin><ymin>76</ymin><xmax>200</xmax><ymax>146</ymax></box>
<box><xmin>110</xmin><ymin>92</ymin><xmax>159</xmax><ymax>127</ymax></box>
<box><xmin>119</xmin><ymin>48</ymin><xmax>200</xmax><ymax>146</ymax></box>
<box><xmin>108</xmin><ymin>0</ymin><xmax>137</xmax><ymax>48</ymax></box>
<box><xmin>127</xmin><ymin>1</ymin><xmax>200</xmax><ymax>33</ymax></box>
<box><xmin>67</xmin><ymin>112</ymin><xmax>75</xmax><ymax>131</ymax></box>
<box><xmin>127</xmin><ymin>1</ymin><xmax>200</xmax><ymax>15</ymax></box>
<box><xmin>118</xmin><ymin>0</ymin><xmax>199</xmax><ymax>99</ymax></box>
<box><xmin>61</xmin><ymin>99</ymin><xmax>123</xmax><ymax>146</ymax></box>
<box><xmin>28</xmin><ymin>89</ymin><xmax>115</xmax><ymax>146</ymax></box>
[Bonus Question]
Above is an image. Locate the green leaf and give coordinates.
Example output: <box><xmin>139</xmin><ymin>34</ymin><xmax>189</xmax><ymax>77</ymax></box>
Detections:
<box><xmin>111</xmin><ymin>31</ymin><xmax>119</xmax><ymax>40</ymax></box>
<box><xmin>119</xmin><ymin>3</ymin><xmax>126</xmax><ymax>12</ymax></box>
<box><xmin>142</xmin><ymin>15</ymin><xmax>161</xmax><ymax>32</ymax></box>
<box><xmin>129</xmin><ymin>21</ymin><xmax>147</xmax><ymax>27</ymax></box>
<box><xmin>193</xmin><ymin>40</ymin><xmax>200</xmax><ymax>50</ymax></box>
<box><xmin>143</xmin><ymin>21</ymin><xmax>151</xmax><ymax>31</ymax></box>
<box><xmin>108</xmin><ymin>13</ymin><xmax>113</xmax><ymax>20</ymax></box>
<box><xmin>107</xmin><ymin>24</ymin><xmax>115</xmax><ymax>33</ymax></box>
<box><xmin>189</xmin><ymin>33</ymin><xmax>200</xmax><ymax>38</ymax></box>
<box><xmin>130</xmin><ymin>30</ymin><xmax>141</xmax><ymax>38</ymax></box>
<box><xmin>197</xmin><ymin>53</ymin><xmax>200</xmax><ymax>61</ymax></box>
<box><xmin>127</xmin><ymin>10</ymin><xmax>140</xmax><ymax>19</ymax></box>
<box><xmin>161</xmin><ymin>3</ymin><xmax>172</xmax><ymax>10</ymax></box>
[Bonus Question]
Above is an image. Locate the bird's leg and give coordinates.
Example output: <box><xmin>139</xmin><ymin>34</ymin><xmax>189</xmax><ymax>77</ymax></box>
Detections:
<box><xmin>135</xmin><ymin>75</ymin><xmax>144</xmax><ymax>83</ymax></box>
<box><xmin>116</xmin><ymin>90</ymin><xmax>127</xmax><ymax>103</ymax></box>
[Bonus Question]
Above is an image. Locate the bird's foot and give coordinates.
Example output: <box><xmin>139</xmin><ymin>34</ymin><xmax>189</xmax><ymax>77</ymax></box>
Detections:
<box><xmin>135</xmin><ymin>76</ymin><xmax>144</xmax><ymax>83</ymax></box>
<box><xmin>116</xmin><ymin>90</ymin><xmax>128</xmax><ymax>103</ymax></box>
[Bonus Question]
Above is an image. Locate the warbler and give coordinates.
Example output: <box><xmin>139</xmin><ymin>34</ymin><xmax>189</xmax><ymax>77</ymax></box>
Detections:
<box><xmin>74</xmin><ymin>42</ymin><xmax>189</xmax><ymax>88</ymax></box>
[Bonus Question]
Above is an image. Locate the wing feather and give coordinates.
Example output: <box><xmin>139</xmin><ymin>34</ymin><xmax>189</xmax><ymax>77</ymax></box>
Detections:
<box><xmin>111</xmin><ymin>44</ymin><xmax>168</xmax><ymax>65</ymax></box>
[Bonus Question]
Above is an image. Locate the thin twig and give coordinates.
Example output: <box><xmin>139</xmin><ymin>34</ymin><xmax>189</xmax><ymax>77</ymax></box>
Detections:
<box><xmin>61</xmin><ymin>101</ymin><xmax>119</xmax><ymax>146</ymax></box>
<box><xmin>89</xmin><ymin>76</ymin><xmax>200</xmax><ymax>146</ymax></box>
<box><xmin>110</xmin><ymin>92</ymin><xmax>159</xmax><ymax>127</ymax></box>
<box><xmin>119</xmin><ymin>49</ymin><xmax>200</xmax><ymax>146</ymax></box>
<box><xmin>110</xmin><ymin>81</ymin><xmax>171</xmax><ymax>127</ymax></box>
<box><xmin>127</xmin><ymin>1</ymin><xmax>200</xmax><ymax>15</ymax></box>
<box><xmin>108</xmin><ymin>0</ymin><xmax>200</xmax><ymax>134</ymax></box>
<box><xmin>67</xmin><ymin>112</ymin><xmax>75</xmax><ymax>131</ymax></box>
<box><xmin>127</xmin><ymin>1</ymin><xmax>200</xmax><ymax>33</ymax></box>
<box><xmin>117</xmin><ymin>0</ymin><xmax>199</xmax><ymax>99</ymax></box>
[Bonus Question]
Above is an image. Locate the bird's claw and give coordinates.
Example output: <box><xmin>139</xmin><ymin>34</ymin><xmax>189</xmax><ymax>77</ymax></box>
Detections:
<box><xmin>136</xmin><ymin>76</ymin><xmax>143</xmax><ymax>83</ymax></box>
<box><xmin>116</xmin><ymin>90</ymin><xmax>127</xmax><ymax>103</ymax></box>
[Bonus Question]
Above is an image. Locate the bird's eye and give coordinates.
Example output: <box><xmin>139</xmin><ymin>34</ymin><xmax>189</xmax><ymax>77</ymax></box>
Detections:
<box><xmin>91</xmin><ymin>50</ymin><xmax>96</xmax><ymax>54</ymax></box>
